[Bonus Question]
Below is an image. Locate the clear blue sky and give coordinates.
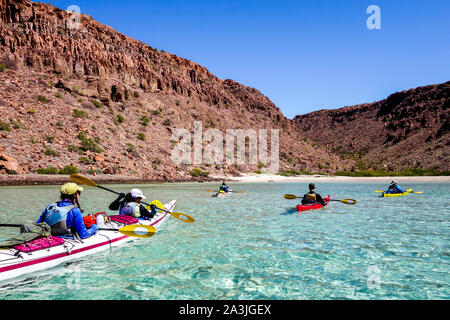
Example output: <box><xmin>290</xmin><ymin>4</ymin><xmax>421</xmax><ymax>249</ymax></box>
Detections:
<box><xmin>40</xmin><ymin>0</ymin><xmax>449</xmax><ymax>118</ymax></box>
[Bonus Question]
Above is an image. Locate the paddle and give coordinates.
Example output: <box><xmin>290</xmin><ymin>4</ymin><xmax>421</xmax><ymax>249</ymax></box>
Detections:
<box><xmin>0</xmin><ymin>223</ymin><xmax>156</xmax><ymax>239</ymax></box>
<box><xmin>283</xmin><ymin>194</ymin><xmax>357</xmax><ymax>205</ymax></box>
<box><xmin>70</xmin><ymin>174</ymin><xmax>195</xmax><ymax>223</ymax></box>
<box><xmin>205</xmin><ymin>190</ymin><xmax>246</xmax><ymax>193</ymax></box>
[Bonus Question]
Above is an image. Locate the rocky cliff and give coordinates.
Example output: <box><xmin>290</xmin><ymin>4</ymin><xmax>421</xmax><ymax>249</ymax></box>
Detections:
<box><xmin>0</xmin><ymin>0</ymin><xmax>348</xmax><ymax>180</ymax></box>
<box><xmin>294</xmin><ymin>82</ymin><xmax>449</xmax><ymax>172</ymax></box>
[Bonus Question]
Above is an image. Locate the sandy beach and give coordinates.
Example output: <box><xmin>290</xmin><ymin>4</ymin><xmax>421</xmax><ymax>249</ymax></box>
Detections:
<box><xmin>0</xmin><ymin>173</ymin><xmax>448</xmax><ymax>187</ymax></box>
<box><xmin>218</xmin><ymin>173</ymin><xmax>450</xmax><ymax>184</ymax></box>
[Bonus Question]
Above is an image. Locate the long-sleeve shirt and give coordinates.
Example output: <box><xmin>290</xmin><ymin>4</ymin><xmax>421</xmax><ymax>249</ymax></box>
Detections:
<box><xmin>36</xmin><ymin>200</ymin><xmax>98</xmax><ymax>239</ymax></box>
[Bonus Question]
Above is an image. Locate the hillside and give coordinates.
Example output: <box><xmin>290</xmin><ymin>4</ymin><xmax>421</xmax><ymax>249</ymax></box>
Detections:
<box><xmin>294</xmin><ymin>82</ymin><xmax>449</xmax><ymax>172</ymax></box>
<box><xmin>0</xmin><ymin>0</ymin><xmax>349</xmax><ymax>180</ymax></box>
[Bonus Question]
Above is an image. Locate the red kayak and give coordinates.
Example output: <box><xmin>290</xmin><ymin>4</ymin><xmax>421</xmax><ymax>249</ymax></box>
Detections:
<box><xmin>296</xmin><ymin>196</ymin><xmax>330</xmax><ymax>213</ymax></box>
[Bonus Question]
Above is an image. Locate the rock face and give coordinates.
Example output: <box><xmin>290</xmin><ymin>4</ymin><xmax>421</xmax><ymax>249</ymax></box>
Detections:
<box><xmin>294</xmin><ymin>82</ymin><xmax>450</xmax><ymax>171</ymax></box>
<box><xmin>0</xmin><ymin>0</ymin><xmax>348</xmax><ymax>179</ymax></box>
<box><xmin>0</xmin><ymin>145</ymin><xmax>20</xmax><ymax>173</ymax></box>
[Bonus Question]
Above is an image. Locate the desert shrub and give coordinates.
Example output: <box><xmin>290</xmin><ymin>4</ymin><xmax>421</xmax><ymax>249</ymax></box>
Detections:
<box><xmin>114</xmin><ymin>114</ymin><xmax>125</xmax><ymax>124</ymax></box>
<box><xmin>43</xmin><ymin>146</ymin><xmax>58</xmax><ymax>156</ymax></box>
<box><xmin>92</xmin><ymin>100</ymin><xmax>103</xmax><ymax>108</ymax></box>
<box><xmin>58</xmin><ymin>165</ymin><xmax>78</xmax><ymax>174</ymax></box>
<box><xmin>126</xmin><ymin>143</ymin><xmax>136</xmax><ymax>152</ymax></box>
<box><xmin>79</xmin><ymin>156</ymin><xmax>94</xmax><ymax>165</ymax></box>
<box><xmin>140</xmin><ymin>116</ymin><xmax>150</xmax><ymax>126</ymax></box>
<box><xmin>0</xmin><ymin>120</ymin><xmax>11</xmax><ymax>131</ymax></box>
<box><xmin>73</xmin><ymin>109</ymin><xmax>89</xmax><ymax>118</ymax></box>
<box><xmin>35</xmin><ymin>167</ymin><xmax>59</xmax><ymax>174</ymax></box>
<box><xmin>137</xmin><ymin>133</ymin><xmax>146</xmax><ymax>141</ymax></box>
<box><xmin>190</xmin><ymin>168</ymin><xmax>209</xmax><ymax>177</ymax></box>
<box><xmin>77</xmin><ymin>132</ymin><xmax>103</xmax><ymax>153</ymax></box>
<box><xmin>37</xmin><ymin>95</ymin><xmax>48</xmax><ymax>103</ymax></box>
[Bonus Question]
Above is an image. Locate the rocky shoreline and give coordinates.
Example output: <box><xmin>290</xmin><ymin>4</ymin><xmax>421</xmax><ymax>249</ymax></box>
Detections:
<box><xmin>0</xmin><ymin>174</ymin><xmax>222</xmax><ymax>186</ymax></box>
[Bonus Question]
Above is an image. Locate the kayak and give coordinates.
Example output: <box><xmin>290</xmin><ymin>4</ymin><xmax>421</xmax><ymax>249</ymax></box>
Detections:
<box><xmin>214</xmin><ymin>191</ymin><xmax>232</xmax><ymax>197</ymax></box>
<box><xmin>0</xmin><ymin>200</ymin><xmax>176</xmax><ymax>284</ymax></box>
<box><xmin>381</xmin><ymin>189</ymin><xmax>412</xmax><ymax>197</ymax></box>
<box><xmin>296</xmin><ymin>196</ymin><xmax>330</xmax><ymax>213</ymax></box>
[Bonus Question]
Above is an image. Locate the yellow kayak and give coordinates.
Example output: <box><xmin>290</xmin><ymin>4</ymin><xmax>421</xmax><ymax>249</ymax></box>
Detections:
<box><xmin>381</xmin><ymin>188</ymin><xmax>412</xmax><ymax>197</ymax></box>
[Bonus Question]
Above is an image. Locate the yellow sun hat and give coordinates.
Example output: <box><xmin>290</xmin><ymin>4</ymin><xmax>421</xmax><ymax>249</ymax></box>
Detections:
<box><xmin>60</xmin><ymin>182</ymin><xmax>84</xmax><ymax>195</ymax></box>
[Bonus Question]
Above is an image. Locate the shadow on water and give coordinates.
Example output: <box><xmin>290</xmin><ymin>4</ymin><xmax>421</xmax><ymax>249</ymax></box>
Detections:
<box><xmin>280</xmin><ymin>208</ymin><xmax>298</xmax><ymax>216</ymax></box>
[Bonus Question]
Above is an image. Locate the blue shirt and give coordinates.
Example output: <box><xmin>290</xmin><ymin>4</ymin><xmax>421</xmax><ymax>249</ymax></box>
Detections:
<box><xmin>36</xmin><ymin>200</ymin><xmax>98</xmax><ymax>239</ymax></box>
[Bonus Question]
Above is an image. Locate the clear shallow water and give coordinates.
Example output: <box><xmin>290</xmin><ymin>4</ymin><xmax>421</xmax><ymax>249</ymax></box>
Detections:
<box><xmin>0</xmin><ymin>182</ymin><xmax>448</xmax><ymax>300</ymax></box>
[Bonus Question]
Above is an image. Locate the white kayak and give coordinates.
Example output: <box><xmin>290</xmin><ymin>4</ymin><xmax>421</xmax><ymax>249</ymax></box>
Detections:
<box><xmin>0</xmin><ymin>200</ymin><xmax>176</xmax><ymax>284</ymax></box>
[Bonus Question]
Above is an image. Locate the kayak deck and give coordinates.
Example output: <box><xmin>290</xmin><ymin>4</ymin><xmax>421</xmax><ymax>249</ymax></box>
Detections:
<box><xmin>214</xmin><ymin>191</ymin><xmax>232</xmax><ymax>197</ymax></box>
<box><xmin>381</xmin><ymin>189</ymin><xmax>412</xmax><ymax>197</ymax></box>
<box><xmin>296</xmin><ymin>196</ymin><xmax>330</xmax><ymax>213</ymax></box>
<box><xmin>0</xmin><ymin>200</ymin><xmax>176</xmax><ymax>284</ymax></box>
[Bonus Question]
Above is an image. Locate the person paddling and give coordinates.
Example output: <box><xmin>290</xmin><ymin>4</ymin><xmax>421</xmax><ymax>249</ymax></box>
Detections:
<box><xmin>219</xmin><ymin>182</ymin><xmax>229</xmax><ymax>193</ymax></box>
<box><xmin>108</xmin><ymin>188</ymin><xmax>156</xmax><ymax>220</ymax></box>
<box><xmin>36</xmin><ymin>183</ymin><xmax>98</xmax><ymax>239</ymax></box>
<box><xmin>301</xmin><ymin>183</ymin><xmax>326</xmax><ymax>206</ymax></box>
<box><xmin>385</xmin><ymin>181</ymin><xmax>405</xmax><ymax>194</ymax></box>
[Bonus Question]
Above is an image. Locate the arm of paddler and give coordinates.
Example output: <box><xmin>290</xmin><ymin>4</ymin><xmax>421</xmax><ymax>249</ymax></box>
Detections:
<box><xmin>68</xmin><ymin>207</ymin><xmax>98</xmax><ymax>239</ymax></box>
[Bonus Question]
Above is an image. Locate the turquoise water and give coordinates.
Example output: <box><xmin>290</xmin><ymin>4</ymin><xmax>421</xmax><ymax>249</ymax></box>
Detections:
<box><xmin>0</xmin><ymin>182</ymin><xmax>449</xmax><ymax>300</ymax></box>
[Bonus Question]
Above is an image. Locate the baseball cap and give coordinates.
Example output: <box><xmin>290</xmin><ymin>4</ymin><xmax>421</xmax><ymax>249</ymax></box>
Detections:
<box><xmin>130</xmin><ymin>188</ymin><xmax>146</xmax><ymax>199</ymax></box>
<box><xmin>60</xmin><ymin>183</ymin><xmax>83</xmax><ymax>195</ymax></box>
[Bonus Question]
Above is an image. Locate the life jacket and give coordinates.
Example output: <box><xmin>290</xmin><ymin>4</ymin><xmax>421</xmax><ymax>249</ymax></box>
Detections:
<box><xmin>305</xmin><ymin>192</ymin><xmax>317</xmax><ymax>202</ymax></box>
<box><xmin>119</xmin><ymin>202</ymin><xmax>141</xmax><ymax>218</ymax></box>
<box><xmin>43</xmin><ymin>202</ymin><xmax>76</xmax><ymax>235</ymax></box>
<box><xmin>387</xmin><ymin>185</ymin><xmax>400</xmax><ymax>194</ymax></box>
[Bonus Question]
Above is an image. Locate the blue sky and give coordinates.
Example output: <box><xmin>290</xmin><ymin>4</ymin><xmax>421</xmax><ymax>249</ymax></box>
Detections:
<box><xmin>40</xmin><ymin>0</ymin><xmax>449</xmax><ymax>118</ymax></box>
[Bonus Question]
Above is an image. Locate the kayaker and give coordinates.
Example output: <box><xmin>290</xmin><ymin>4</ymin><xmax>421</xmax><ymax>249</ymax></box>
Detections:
<box><xmin>108</xmin><ymin>188</ymin><xmax>157</xmax><ymax>220</ymax></box>
<box><xmin>301</xmin><ymin>183</ymin><xmax>326</xmax><ymax>206</ymax></box>
<box><xmin>385</xmin><ymin>181</ymin><xmax>405</xmax><ymax>194</ymax></box>
<box><xmin>219</xmin><ymin>182</ymin><xmax>229</xmax><ymax>193</ymax></box>
<box><xmin>36</xmin><ymin>182</ymin><xmax>98</xmax><ymax>239</ymax></box>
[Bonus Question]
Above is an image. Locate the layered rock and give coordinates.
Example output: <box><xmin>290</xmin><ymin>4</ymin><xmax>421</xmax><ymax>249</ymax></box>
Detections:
<box><xmin>0</xmin><ymin>0</ymin><xmax>348</xmax><ymax>179</ymax></box>
<box><xmin>294</xmin><ymin>82</ymin><xmax>450</xmax><ymax>171</ymax></box>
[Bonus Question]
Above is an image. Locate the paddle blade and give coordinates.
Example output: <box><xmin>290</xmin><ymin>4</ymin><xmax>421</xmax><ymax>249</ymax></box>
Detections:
<box><xmin>170</xmin><ymin>212</ymin><xmax>195</xmax><ymax>223</ymax></box>
<box><xmin>70</xmin><ymin>174</ymin><xmax>98</xmax><ymax>187</ymax></box>
<box><xmin>205</xmin><ymin>190</ymin><xmax>215</xmax><ymax>192</ymax></box>
<box><xmin>374</xmin><ymin>191</ymin><xmax>384</xmax><ymax>193</ymax></box>
<box><xmin>283</xmin><ymin>194</ymin><xmax>298</xmax><ymax>200</ymax></box>
<box><xmin>233</xmin><ymin>191</ymin><xmax>246</xmax><ymax>194</ymax></box>
<box><xmin>149</xmin><ymin>200</ymin><xmax>165</xmax><ymax>213</ymax></box>
<box><xmin>341</xmin><ymin>199</ymin><xmax>357</xmax><ymax>205</ymax></box>
<box><xmin>118</xmin><ymin>225</ymin><xmax>156</xmax><ymax>238</ymax></box>
<box><xmin>413</xmin><ymin>191</ymin><xmax>424</xmax><ymax>194</ymax></box>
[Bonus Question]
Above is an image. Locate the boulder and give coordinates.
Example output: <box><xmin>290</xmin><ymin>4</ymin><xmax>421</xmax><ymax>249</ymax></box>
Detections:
<box><xmin>0</xmin><ymin>152</ymin><xmax>21</xmax><ymax>173</ymax></box>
